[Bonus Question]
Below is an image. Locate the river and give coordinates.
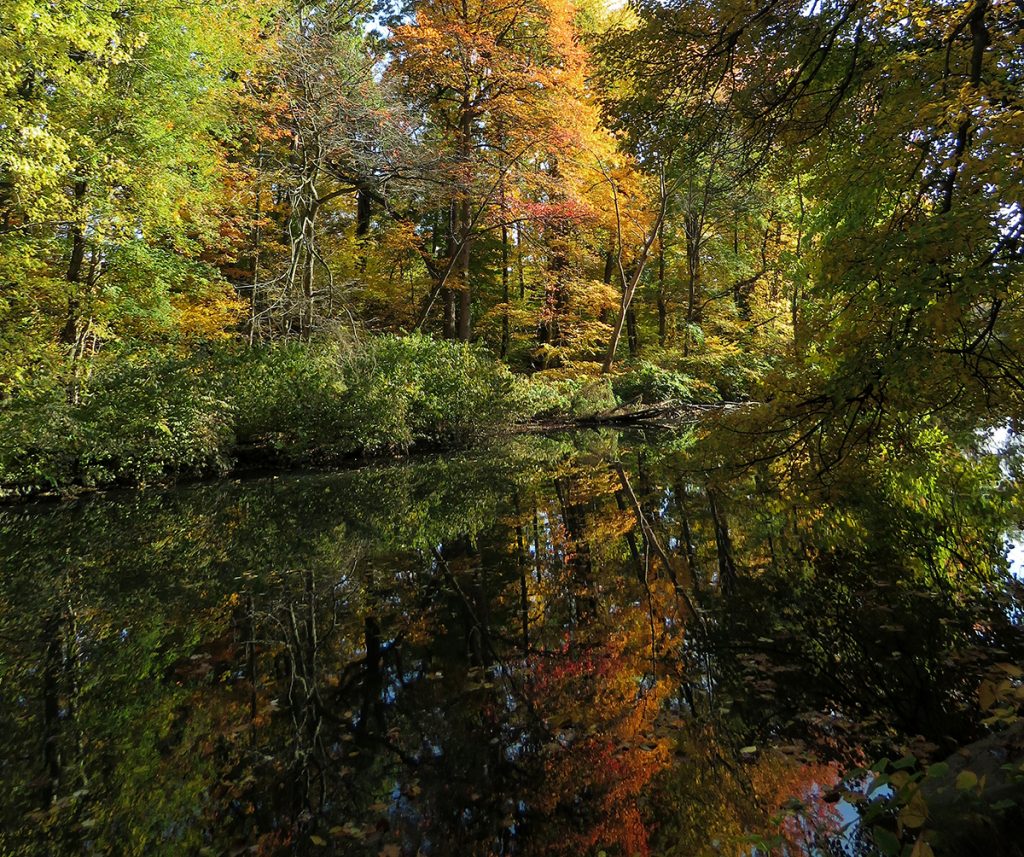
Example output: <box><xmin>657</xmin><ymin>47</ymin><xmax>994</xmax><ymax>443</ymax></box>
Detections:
<box><xmin>2</xmin><ymin>427</ymin><xmax>1021</xmax><ymax>855</ymax></box>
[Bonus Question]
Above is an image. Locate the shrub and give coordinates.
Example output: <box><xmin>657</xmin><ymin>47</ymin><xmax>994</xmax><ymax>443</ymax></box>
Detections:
<box><xmin>339</xmin><ymin>334</ymin><xmax>523</xmax><ymax>452</ymax></box>
<box><xmin>519</xmin><ymin>376</ymin><xmax>577</xmax><ymax>420</ymax></box>
<box><xmin>230</xmin><ymin>341</ymin><xmax>351</xmax><ymax>458</ymax></box>
<box><xmin>0</xmin><ymin>333</ymin><xmax>535</xmax><ymax>492</ymax></box>
<box><xmin>569</xmin><ymin>378</ymin><xmax>617</xmax><ymax>418</ymax></box>
<box><xmin>517</xmin><ymin>373</ymin><xmax>618</xmax><ymax>420</ymax></box>
<box><xmin>0</xmin><ymin>375</ymin><xmax>80</xmax><ymax>491</ymax></box>
<box><xmin>74</xmin><ymin>352</ymin><xmax>234</xmax><ymax>483</ymax></box>
<box><xmin>612</xmin><ymin>361</ymin><xmax>719</xmax><ymax>406</ymax></box>
<box><xmin>0</xmin><ymin>350</ymin><xmax>233</xmax><ymax>492</ymax></box>
<box><xmin>678</xmin><ymin>336</ymin><xmax>767</xmax><ymax>401</ymax></box>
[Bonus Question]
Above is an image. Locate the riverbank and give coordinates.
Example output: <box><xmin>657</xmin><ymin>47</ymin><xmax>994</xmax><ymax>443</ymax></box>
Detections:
<box><xmin>0</xmin><ymin>335</ymin><xmax>728</xmax><ymax>499</ymax></box>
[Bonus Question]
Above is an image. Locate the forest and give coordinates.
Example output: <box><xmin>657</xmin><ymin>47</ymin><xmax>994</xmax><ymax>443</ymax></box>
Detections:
<box><xmin>1</xmin><ymin>0</ymin><xmax>1020</xmax><ymax>490</ymax></box>
<box><xmin>3</xmin><ymin>1</ymin><xmax>1024</xmax><ymax>856</ymax></box>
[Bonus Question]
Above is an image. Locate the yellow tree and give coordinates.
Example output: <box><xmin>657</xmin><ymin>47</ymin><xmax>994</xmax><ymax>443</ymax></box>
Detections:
<box><xmin>392</xmin><ymin>0</ymin><xmax>614</xmax><ymax>342</ymax></box>
<box><xmin>0</xmin><ymin>0</ymin><xmax>273</xmax><ymax>384</ymax></box>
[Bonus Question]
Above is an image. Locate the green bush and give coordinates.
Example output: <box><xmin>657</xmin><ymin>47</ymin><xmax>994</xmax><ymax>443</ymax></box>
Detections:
<box><xmin>612</xmin><ymin>361</ymin><xmax>719</xmax><ymax>405</ymax></box>
<box><xmin>0</xmin><ymin>350</ymin><xmax>233</xmax><ymax>492</ymax></box>
<box><xmin>569</xmin><ymin>378</ymin><xmax>617</xmax><ymax>418</ymax></box>
<box><xmin>678</xmin><ymin>347</ymin><xmax>766</xmax><ymax>401</ymax></box>
<box><xmin>74</xmin><ymin>353</ymin><xmax>233</xmax><ymax>483</ymax></box>
<box><xmin>230</xmin><ymin>341</ymin><xmax>351</xmax><ymax>458</ymax></box>
<box><xmin>0</xmin><ymin>375</ymin><xmax>80</xmax><ymax>491</ymax></box>
<box><xmin>0</xmin><ymin>334</ymin><xmax>535</xmax><ymax>493</ymax></box>
<box><xmin>517</xmin><ymin>375</ymin><xmax>617</xmax><ymax>420</ymax></box>
<box><xmin>228</xmin><ymin>333</ymin><xmax>527</xmax><ymax>457</ymax></box>
<box><xmin>518</xmin><ymin>376</ymin><xmax>576</xmax><ymax>420</ymax></box>
<box><xmin>339</xmin><ymin>334</ymin><xmax>523</xmax><ymax>452</ymax></box>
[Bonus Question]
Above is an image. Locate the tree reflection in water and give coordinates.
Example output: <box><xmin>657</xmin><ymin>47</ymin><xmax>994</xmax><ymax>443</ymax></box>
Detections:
<box><xmin>1</xmin><ymin>426</ymin><xmax>1022</xmax><ymax>856</ymax></box>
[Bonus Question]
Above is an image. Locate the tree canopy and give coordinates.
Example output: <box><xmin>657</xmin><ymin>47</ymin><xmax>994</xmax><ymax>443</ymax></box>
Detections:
<box><xmin>1</xmin><ymin>0</ymin><xmax>1019</xmax><ymax>440</ymax></box>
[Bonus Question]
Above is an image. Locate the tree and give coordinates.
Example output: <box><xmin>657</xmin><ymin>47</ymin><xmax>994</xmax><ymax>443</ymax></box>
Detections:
<box><xmin>604</xmin><ymin>0</ymin><xmax>1024</xmax><ymax>440</ymax></box>
<box><xmin>0</xmin><ymin>0</ymin><xmax>272</xmax><ymax>386</ymax></box>
<box><xmin>246</xmin><ymin>1</ymin><xmax>415</xmax><ymax>339</ymax></box>
<box><xmin>392</xmin><ymin>0</ymin><xmax>605</xmax><ymax>342</ymax></box>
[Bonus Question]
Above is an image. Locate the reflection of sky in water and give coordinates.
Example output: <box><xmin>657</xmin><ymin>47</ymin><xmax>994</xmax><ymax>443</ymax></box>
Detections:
<box><xmin>1009</xmin><ymin>540</ymin><xmax>1024</xmax><ymax>579</ymax></box>
<box><xmin>980</xmin><ymin>423</ymin><xmax>1023</xmax><ymax>579</ymax></box>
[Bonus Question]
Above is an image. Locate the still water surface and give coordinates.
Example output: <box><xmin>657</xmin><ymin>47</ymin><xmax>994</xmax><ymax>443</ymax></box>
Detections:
<box><xmin>2</xmin><ymin>428</ymin><xmax>1022</xmax><ymax>855</ymax></box>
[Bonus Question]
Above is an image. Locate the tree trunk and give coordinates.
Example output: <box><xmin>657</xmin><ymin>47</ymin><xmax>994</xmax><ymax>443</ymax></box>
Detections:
<box><xmin>538</xmin><ymin>159</ymin><xmax>568</xmax><ymax>351</ymax></box>
<box><xmin>60</xmin><ymin>180</ymin><xmax>88</xmax><ymax>346</ymax></box>
<box><xmin>626</xmin><ymin>306</ymin><xmax>639</xmax><ymax>358</ymax></box>
<box><xmin>657</xmin><ymin>218</ymin><xmax>667</xmax><ymax>346</ymax></box>
<box><xmin>249</xmin><ymin>150</ymin><xmax>263</xmax><ymax>345</ymax></box>
<box><xmin>940</xmin><ymin>0</ymin><xmax>989</xmax><ymax>214</ymax></box>
<box><xmin>682</xmin><ymin>208</ymin><xmax>702</xmax><ymax>356</ymax></box>
<box><xmin>456</xmin><ymin>194</ymin><xmax>471</xmax><ymax>340</ymax></box>
<box><xmin>603</xmin><ymin>169</ymin><xmax>669</xmax><ymax>374</ymax></box>
<box><xmin>602</xmin><ymin>214</ymin><xmax>666</xmax><ymax>374</ymax></box>
<box><xmin>356</xmin><ymin>185</ymin><xmax>372</xmax><ymax>237</ymax></box>
<box><xmin>517</xmin><ymin>222</ymin><xmax>526</xmax><ymax>300</ymax></box>
<box><xmin>501</xmin><ymin>218</ymin><xmax>510</xmax><ymax>358</ymax></box>
<box><xmin>443</xmin><ymin>288</ymin><xmax>457</xmax><ymax>339</ymax></box>
<box><xmin>456</xmin><ymin>99</ymin><xmax>473</xmax><ymax>342</ymax></box>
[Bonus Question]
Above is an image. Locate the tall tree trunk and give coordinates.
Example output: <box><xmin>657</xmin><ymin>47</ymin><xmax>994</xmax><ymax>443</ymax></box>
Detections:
<box><xmin>301</xmin><ymin>228</ymin><xmax>315</xmax><ymax>340</ymax></box>
<box><xmin>538</xmin><ymin>159</ymin><xmax>568</xmax><ymax>352</ymax></box>
<box><xmin>793</xmin><ymin>173</ymin><xmax>804</xmax><ymax>355</ymax></box>
<box><xmin>601</xmin><ymin>247</ymin><xmax>615</xmax><ymax>326</ymax></box>
<box><xmin>443</xmin><ymin>201</ymin><xmax>458</xmax><ymax>338</ymax></box>
<box><xmin>443</xmin><ymin>288</ymin><xmax>457</xmax><ymax>339</ymax></box>
<box><xmin>940</xmin><ymin>0</ymin><xmax>989</xmax><ymax>214</ymax></box>
<box><xmin>455</xmin><ymin>99</ymin><xmax>473</xmax><ymax>342</ymax></box>
<box><xmin>60</xmin><ymin>180</ymin><xmax>88</xmax><ymax>347</ymax></box>
<box><xmin>517</xmin><ymin>222</ymin><xmax>526</xmax><ymax>300</ymax></box>
<box><xmin>249</xmin><ymin>149</ymin><xmax>263</xmax><ymax>345</ymax></box>
<box><xmin>682</xmin><ymin>208</ymin><xmax>702</xmax><ymax>357</ymax></box>
<box><xmin>501</xmin><ymin>217</ymin><xmax>510</xmax><ymax>358</ymax></box>
<box><xmin>355</xmin><ymin>185</ymin><xmax>372</xmax><ymax>274</ymax></box>
<box><xmin>456</xmin><ymin>194</ymin><xmax>472</xmax><ymax>341</ymax></box>
<box><xmin>355</xmin><ymin>185</ymin><xmax>372</xmax><ymax>237</ymax></box>
<box><xmin>657</xmin><ymin>218</ymin><xmax>667</xmax><ymax>346</ymax></box>
<box><xmin>626</xmin><ymin>306</ymin><xmax>639</xmax><ymax>358</ymax></box>
<box><xmin>603</xmin><ymin>167</ymin><xmax>669</xmax><ymax>374</ymax></box>
<box><xmin>602</xmin><ymin>210</ymin><xmax>666</xmax><ymax>373</ymax></box>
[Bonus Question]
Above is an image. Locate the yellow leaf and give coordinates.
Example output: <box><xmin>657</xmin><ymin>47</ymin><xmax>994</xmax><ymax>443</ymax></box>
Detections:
<box><xmin>955</xmin><ymin>770</ymin><xmax>978</xmax><ymax>791</ymax></box>
<box><xmin>900</xmin><ymin>789</ymin><xmax>928</xmax><ymax>830</ymax></box>
<box><xmin>890</xmin><ymin>771</ymin><xmax>911</xmax><ymax>789</ymax></box>
<box><xmin>910</xmin><ymin>836</ymin><xmax>935</xmax><ymax>857</ymax></box>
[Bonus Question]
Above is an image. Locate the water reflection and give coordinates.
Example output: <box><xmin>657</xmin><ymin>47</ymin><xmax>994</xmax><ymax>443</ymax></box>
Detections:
<box><xmin>1</xmin><ymin>428</ymin><xmax>1021</xmax><ymax>855</ymax></box>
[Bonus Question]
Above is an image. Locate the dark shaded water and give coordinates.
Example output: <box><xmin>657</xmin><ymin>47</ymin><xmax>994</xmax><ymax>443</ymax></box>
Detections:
<box><xmin>2</xmin><ymin>428</ymin><xmax>1023</xmax><ymax>856</ymax></box>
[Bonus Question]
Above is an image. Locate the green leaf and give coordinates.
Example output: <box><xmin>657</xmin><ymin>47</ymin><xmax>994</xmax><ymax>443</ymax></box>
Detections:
<box><xmin>873</xmin><ymin>826</ymin><xmax>902</xmax><ymax>857</ymax></box>
<box><xmin>893</xmin><ymin>754</ymin><xmax>918</xmax><ymax>770</ymax></box>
